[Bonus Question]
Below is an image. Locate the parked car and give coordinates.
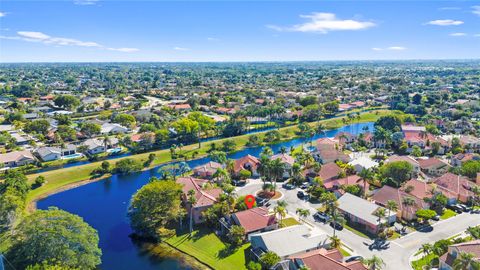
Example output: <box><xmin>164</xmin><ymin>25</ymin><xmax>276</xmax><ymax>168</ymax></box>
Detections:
<box><xmin>458</xmin><ymin>204</ymin><xmax>471</xmax><ymax>212</ymax></box>
<box><xmin>344</xmin><ymin>256</ymin><xmax>363</xmax><ymax>263</ymax></box>
<box><xmin>300</xmin><ymin>182</ymin><xmax>310</xmax><ymax>190</ymax></box>
<box><xmin>256</xmin><ymin>197</ymin><xmax>270</xmax><ymax>206</ymax></box>
<box><xmin>447</xmin><ymin>204</ymin><xmax>464</xmax><ymax>213</ymax></box>
<box><xmin>297</xmin><ymin>190</ymin><xmax>306</xmax><ymax>199</ymax></box>
<box><xmin>282</xmin><ymin>183</ymin><xmax>295</xmax><ymax>190</ymax></box>
<box><xmin>330</xmin><ymin>221</ymin><xmax>344</xmax><ymax>231</ymax></box>
<box><xmin>432</xmin><ymin>215</ymin><xmax>440</xmax><ymax>221</ymax></box>
<box><xmin>313</xmin><ymin>212</ymin><xmax>331</xmax><ymax>223</ymax></box>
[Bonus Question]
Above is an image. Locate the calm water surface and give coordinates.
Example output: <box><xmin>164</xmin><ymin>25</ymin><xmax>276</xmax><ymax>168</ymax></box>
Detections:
<box><xmin>37</xmin><ymin>122</ymin><xmax>374</xmax><ymax>270</ymax></box>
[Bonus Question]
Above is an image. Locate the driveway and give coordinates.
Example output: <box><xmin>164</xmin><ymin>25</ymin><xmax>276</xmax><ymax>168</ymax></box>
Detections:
<box><xmin>236</xmin><ymin>182</ymin><xmax>480</xmax><ymax>270</ymax></box>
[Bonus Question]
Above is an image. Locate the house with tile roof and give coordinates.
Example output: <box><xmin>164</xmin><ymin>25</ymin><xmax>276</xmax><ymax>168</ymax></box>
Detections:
<box><xmin>233</xmin><ymin>154</ymin><xmax>260</xmax><ymax>178</ymax></box>
<box><xmin>192</xmin><ymin>161</ymin><xmax>223</xmax><ymax>179</ymax></box>
<box><xmin>372</xmin><ymin>184</ymin><xmax>429</xmax><ymax>221</ymax></box>
<box><xmin>229</xmin><ymin>207</ymin><xmax>278</xmax><ymax>238</ymax></box>
<box><xmin>270</xmin><ymin>153</ymin><xmax>295</xmax><ymax>178</ymax></box>
<box><xmin>176</xmin><ymin>177</ymin><xmax>222</xmax><ymax>224</ymax></box>
<box><xmin>289</xmin><ymin>248</ymin><xmax>367</xmax><ymax>270</ymax></box>
<box><xmin>433</xmin><ymin>173</ymin><xmax>478</xmax><ymax>204</ymax></box>
<box><xmin>0</xmin><ymin>150</ymin><xmax>36</xmax><ymax>168</ymax></box>
<box><xmin>385</xmin><ymin>155</ymin><xmax>420</xmax><ymax>175</ymax></box>
<box><xmin>439</xmin><ymin>240</ymin><xmax>480</xmax><ymax>270</ymax></box>
<box><xmin>418</xmin><ymin>158</ymin><xmax>450</xmax><ymax>177</ymax></box>
<box><xmin>317</xmin><ymin>162</ymin><xmax>342</xmax><ymax>182</ymax></box>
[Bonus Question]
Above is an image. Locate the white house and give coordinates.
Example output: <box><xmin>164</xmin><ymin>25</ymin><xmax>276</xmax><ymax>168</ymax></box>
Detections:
<box><xmin>101</xmin><ymin>123</ymin><xmax>129</xmax><ymax>134</ymax></box>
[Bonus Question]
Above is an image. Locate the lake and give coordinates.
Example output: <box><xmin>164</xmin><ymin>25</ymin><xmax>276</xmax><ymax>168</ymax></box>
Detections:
<box><xmin>37</xmin><ymin>122</ymin><xmax>374</xmax><ymax>270</ymax></box>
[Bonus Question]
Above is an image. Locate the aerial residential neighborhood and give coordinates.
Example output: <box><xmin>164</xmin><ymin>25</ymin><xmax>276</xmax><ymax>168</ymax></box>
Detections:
<box><xmin>1</xmin><ymin>1</ymin><xmax>480</xmax><ymax>270</ymax></box>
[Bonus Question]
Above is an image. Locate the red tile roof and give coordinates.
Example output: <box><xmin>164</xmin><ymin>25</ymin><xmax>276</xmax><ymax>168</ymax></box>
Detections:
<box><xmin>167</xmin><ymin>103</ymin><xmax>191</xmax><ymax>110</ymax></box>
<box><xmin>176</xmin><ymin>177</ymin><xmax>222</xmax><ymax>208</ymax></box>
<box><xmin>234</xmin><ymin>154</ymin><xmax>260</xmax><ymax>173</ymax></box>
<box><xmin>232</xmin><ymin>207</ymin><xmax>277</xmax><ymax>234</ymax></box>
<box><xmin>318</xmin><ymin>163</ymin><xmax>342</xmax><ymax>181</ymax></box>
<box><xmin>372</xmin><ymin>185</ymin><xmax>428</xmax><ymax>215</ymax></box>
<box><xmin>434</xmin><ymin>173</ymin><xmax>476</xmax><ymax>200</ymax></box>
<box><xmin>440</xmin><ymin>240</ymin><xmax>480</xmax><ymax>268</ymax></box>
<box><xmin>418</xmin><ymin>158</ymin><xmax>448</xmax><ymax>169</ymax></box>
<box><xmin>289</xmin><ymin>248</ymin><xmax>367</xmax><ymax>270</ymax></box>
<box><xmin>270</xmin><ymin>153</ymin><xmax>295</xmax><ymax>166</ymax></box>
<box><xmin>323</xmin><ymin>175</ymin><xmax>368</xmax><ymax>190</ymax></box>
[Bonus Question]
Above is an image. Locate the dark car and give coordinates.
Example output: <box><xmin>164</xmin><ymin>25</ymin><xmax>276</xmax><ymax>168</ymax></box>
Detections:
<box><xmin>330</xmin><ymin>221</ymin><xmax>344</xmax><ymax>231</ymax></box>
<box><xmin>313</xmin><ymin>212</ymin><xmax>331</xmax><ymax>223</ymax></box>
<box><xmin>300</xmin><ymin>182</ymin><xmax>310</xmax><ymax>190</ymax></box>
<box><xmin>282</xmin><ymin>183</ymin><xmax>295</xmax><ymax>190</ymax></box>
<box><xmin>458</xmin><ymin>204</ymin><xmax>471</xmax><ymax>212</ymax></box>
<box><xmin>344</xmin><ymin>256</ymin><xmax>363</xmax><ymax>263</ymax></box>
<box><xmin>256</xmin><ymin>197</ymin><xmax>269</xmax><ymax>206</ymax></box>
<box><xmin>297</xmin><ymin>191</ymin><xmax>306</xmax><ymax>199</ymax></box>
<box><xmin>432</xmin><ymin>215</ymin><xmax>440</xmax><ymax>221</ymax></box>
<box><xmin>447</xmin><ymin>204</ymin><xmax>464</xmax><ymax>213</ymax></box>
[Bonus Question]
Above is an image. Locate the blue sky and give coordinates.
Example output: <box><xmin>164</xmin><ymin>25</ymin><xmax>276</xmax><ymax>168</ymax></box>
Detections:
<box><xmin>0</xmin><ymin>1</ymin><xmax>479</xmax><ymax>62</ymax></box>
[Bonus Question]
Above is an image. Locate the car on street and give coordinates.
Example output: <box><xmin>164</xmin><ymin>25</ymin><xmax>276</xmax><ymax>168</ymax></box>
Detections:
<box><xmin>300</xmin><ymin>182</ymin><xmax>310</xmax><ymax>190</ymax></box>
<box><xmin>282</xmin><ymin>183</ymin><xmax>295</xmax><ymax>190</ymax></box>
<box><xmin>297</xmin><ymin>190</ymin><xmax>306</xmax><ymax>199</ymax></box>
<box><xmin>344</xmin><ymin>256</ymin><xmax>363</xmax><ymax>263</ymax></box>
<box><xmin>256</xmin><ymin>197</ymin><xmax>270</xmax><ymax>207</ymax></box>
<box><xmin>329</xmin><ymin>221</ymin><xmax>344</xmax><ymax>231</ymax></box>
<box><xmin>447</xmin><ymin>204</ymin><xmax>464</xmax><ymax>213</ymax></box>
<box><xmin>313</xmin><ymin>212</ymin><xmax>331</xmax><ymax>223</ymax></box>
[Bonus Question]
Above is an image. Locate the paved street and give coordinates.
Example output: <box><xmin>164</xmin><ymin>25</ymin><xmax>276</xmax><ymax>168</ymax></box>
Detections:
<box><xmin>236</xmin><ymin>180</ymin><xmax>480</xmax><ymax>270</ymax></box>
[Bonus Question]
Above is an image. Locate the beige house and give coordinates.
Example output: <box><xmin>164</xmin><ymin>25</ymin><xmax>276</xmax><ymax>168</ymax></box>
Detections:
<box><xmin>0</xmin><ymin>150</ymin><xmax>36</xmax><ymax>168</ymax></box>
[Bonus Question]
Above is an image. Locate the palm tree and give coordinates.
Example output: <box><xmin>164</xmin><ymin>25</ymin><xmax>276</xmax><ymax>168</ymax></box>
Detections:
<box><xmin>330</xmin><ymin>235</ymin><xmax>342</xmax><ymax>249</ymax></box>
<box><xmin>103</xmin><ymin>135</ymin><xmax>111</xmax><ymax>151</ymax></box>
<box><xmin>385</xmin><ymin>200</ymin><xmax>398</xmax><ymax>224</ymax></box>
<box><xmin>453</xmin><ymin>252</ymin><xmax>477</xmax><ymax>270</ymax></box>
<box><xmin>402</xmin><ymin>197</ymin><xmax>417</xmax><ymax>220</ymax></box>
<box><xmin>274</xmin><ymin>204</ymin><xmax>287</xmax><ymax>225</ymax></box>
<box><xmin>373</xmin><ymin>208</ymin><xmax>386</xmax><ymax>233</ymax></box>
<box><xmin>420</xmin><ymin>243</ymin><xmax>432</xmax><ymax>259</ymax></box>
<box><xmin>187</xmin><ymin>189</ymin><xmax>197</xmax><ymax>234</ymax></box>
<box><xmin>296</xmin><ymin>208</ymin><xmax>310</xmax><ymax>222</ymax></box>
<box><xmin>269</xmin><ymin>158</ymin><xmax>285</xmax><ymax>194</ymax></box>
<box><xmin>359</xmin><ymin>168</ymin><xmax>374</xmax><ymax>198</ymax></box>
<box><xmin>226</xmin><ymin>159</ymin><xmax>235</xmax><ymax>177</ymax></box>
<box><xmin>213</xmin><ymin>168</ymin><xmax>230</xmax><ymax>184</ymax></box>
<box><xmin>363</xmin><ymin>256</ymin><xmax>385</xmax><ymax>270</ymax></box>
<box><xmin>280</xmin><ymin>146</ymin><xmax>287</xmax><ymax>154</ymax></box>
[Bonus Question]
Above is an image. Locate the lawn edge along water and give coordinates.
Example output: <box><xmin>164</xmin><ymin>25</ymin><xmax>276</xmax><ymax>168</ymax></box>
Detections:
<box><xmin>26</xmin><ymin>109</ymin><xmax>396</xmax><ymax>211</ymax></box>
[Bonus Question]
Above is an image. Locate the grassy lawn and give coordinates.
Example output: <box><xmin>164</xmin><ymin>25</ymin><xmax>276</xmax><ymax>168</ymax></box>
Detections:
<box><xmin>164</xmin><ymin>228</ymin><xmax>249</xmax><ymax>270</ymax></box>
<box><xmin>343</xmin><ymin>224</ymin><xmax>371</xmax><ymax>239</ymax></box>
<box><xmin>25</xmin><ymin>109</ymin><xmax>395</xmax><ymax>208</ymax></box>
<box><xmin>339</xmin><ymin>247</ymin><xmax>351</xmax><ymax>257</ymax></box>
<box><xmin>411</xmin><ymin>254</ymin><xmax>438</xmax><ymax>270</ymax></box>
<box><xmin>441</xmin><ymin>209</ymin><xmax>457</xmax><ymax>220</ymax></box>
<box><xmin>280</xmin><ymin>217</ymin><xmax>300</xmax><ymax>227</ymax></box>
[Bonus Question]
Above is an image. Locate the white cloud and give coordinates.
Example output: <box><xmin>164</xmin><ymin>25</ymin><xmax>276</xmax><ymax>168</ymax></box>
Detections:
<box><xmin>372</xmin><ymin>46</ymin><xmax>407</xmax><ymax>51</ymax></box>
<box><xmin>426</xmin><ymin>19</ymin><xmax>464</xmax><ymax>26</ymax></box>
<box><xmin>107</xmin><ymin>47</ymin><xmax>139</xmax><ymax>52</ymax></box>
<box><xmin>473</xmin><ymin>6</ymin><xmax>480</xmax><ymax>16</ymax></box>
<box><xmin>268</xmin><ymin>12</ymin><xmax>375</xmax><ymax>34</ymax></box>
<box><xmin>0</xmin><ymin>11</ymin><xmax>6</xmax><ymax>17</ymax></box>
<box><xmin>1</xmin><ymin>31</ymin><xmax>138</xmax><ymax>52</ymax></box>
<box><xmin>449</xmin><ymin>32</ymin><xmax>467</xmax><ymax>37</ymax></box>
<box><xmin>439</xmin><ymin>7</ymin><xmax>461</xmax><ymax>10</ymax></box>
<box><xmin>74</xmin><ymin>0</ymin><xmax>99</xmax><ymax>5</ymax></box>
<box><xmin>173</xmin><ymin>47</ymin><xmax>189</xmax><ymax>51</ymax></box>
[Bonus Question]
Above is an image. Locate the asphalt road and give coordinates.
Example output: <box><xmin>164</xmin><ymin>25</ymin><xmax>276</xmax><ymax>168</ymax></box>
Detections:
<box><xmin>236</xmin><ymin>180</ymin><xmax>480</xmax><ymax>270</ymax></box>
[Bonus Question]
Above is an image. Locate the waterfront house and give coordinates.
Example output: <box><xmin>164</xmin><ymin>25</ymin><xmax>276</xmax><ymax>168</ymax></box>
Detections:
<box><xmin>176</xmin><ymin>177</ymin><xmax>222</xmax><ymax>224</ymax></box>
<box><xmin>192</xmin><ymin>161</ymin><xmax>223</xmax><ymax>179</ymax></box>
<box><xmin>0</xmin><ymin>150</ymin><xmax>36</xmax><ymax>168</ymax></box>
<box><xmin>222</xmin><ymin>207</ymin><xmax>278</xmax><ymax>239</ymax></box>
<box><xmin>233</xmin><ymin>154</ymin><xmax>260</xmax><ymax>178</ymax></box>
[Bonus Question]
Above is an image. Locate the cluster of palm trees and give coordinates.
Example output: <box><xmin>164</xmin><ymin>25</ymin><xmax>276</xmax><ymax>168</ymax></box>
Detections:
<box><xmin>258</xmin><ymin>154</ymin><xmax>286</xmax><ymax>195</ymax></box>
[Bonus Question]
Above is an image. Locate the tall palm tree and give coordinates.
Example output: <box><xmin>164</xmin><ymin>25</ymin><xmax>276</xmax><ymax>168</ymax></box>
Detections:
<box><xmin>330</xmin><ymin>235</ymin><xmax>342</xmax><ymax>249</ymax></box>
<box><xmin>187</xmin><ymin>190</ymin><xmax>197</xmax><ymax>234</ymax></box>
<box><xmin>358</xmin><ymin>168</ymin><xmax>374</xmax><ymax>198</ymax></box>
<box><xmin>274</xmin><ymin>204</ymin><xmax>287</xmax><ymax>225</ymax></box>
<box><xmin>269</xmin><ymin>158</ymin><xmax>285</xmax><ymax>194</ymax></box>
<box><xmin>385</xmin><ymin>200</ymin><xmax>398</xmax><ymax>224</ymax></box>
<box><xmin>363</xmin><ymin>255</ymin><xmax>385</xmax><ymax>270</ymax></box>
<box><xmin>402</xmin><ymin>197</ymin><xmax>417</xmax><ymax>220</ymax></box>
<box><xmin>373</xmin><ymin>208</ymin><xmax>386</xmax><ymax>234</ymax></box>
<box><xmin>453</xmin><ymin>252</ymin><xmax>477</xmax><ymax>270</ymax></box>
<box><xmin>279</xmin><ymin>146</ymin><xmax>287</xmax><ymax>154</ymax></box>
<box><xmin>296</xmin><ymin>208</ymin><xmax>310</xmax><ymax>222</ymax></box>
<box><xmin>103</xmin><ymin>135</ymin><xmax>111</xmax><ymax>151</ymax></box>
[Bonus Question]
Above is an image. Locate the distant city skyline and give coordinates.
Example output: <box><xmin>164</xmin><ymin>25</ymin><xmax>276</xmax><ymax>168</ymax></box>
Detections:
<box><xmin>1</xmin><ymin>1</ymin><xmax>480</xmax><ymax>62</ymax></box>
